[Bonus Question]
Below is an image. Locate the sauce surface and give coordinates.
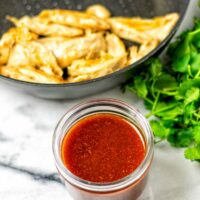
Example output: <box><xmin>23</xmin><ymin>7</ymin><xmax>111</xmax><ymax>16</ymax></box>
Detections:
<box><xmin>61</xmin><ymin>113</ymin><xmax>146</xmax><ymax>183</ymax></box>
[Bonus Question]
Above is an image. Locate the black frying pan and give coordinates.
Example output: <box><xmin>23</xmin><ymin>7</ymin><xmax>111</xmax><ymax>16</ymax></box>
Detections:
<box><xmin>0</xmin><ymin>0</ymin><xmax>189</xmax><ymax>99</ymax></box>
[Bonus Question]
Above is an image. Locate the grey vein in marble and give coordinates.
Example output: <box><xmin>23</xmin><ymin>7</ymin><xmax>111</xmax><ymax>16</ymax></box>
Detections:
<box><xmin>0</xmin><ymin>161</ymin><xmax>61</xmax><ymax>184</ymax></box>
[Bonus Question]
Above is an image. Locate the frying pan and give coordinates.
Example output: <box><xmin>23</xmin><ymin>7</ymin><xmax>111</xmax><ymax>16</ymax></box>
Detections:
<box><xmin>0</xmin><ymin>0</ymin><xmax>189</xmax><ymax>99</ymax></box>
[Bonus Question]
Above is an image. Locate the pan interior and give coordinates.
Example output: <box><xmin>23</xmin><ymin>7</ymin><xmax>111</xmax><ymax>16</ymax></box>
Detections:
<box><xmin>0</xmin><ymin>0</ymin><xmax>188</xmax><ymax>35</ymax></box>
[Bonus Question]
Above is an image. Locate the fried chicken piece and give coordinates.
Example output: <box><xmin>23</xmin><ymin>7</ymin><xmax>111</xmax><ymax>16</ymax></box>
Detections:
<box><xmin>11</xmin><ymin>25</ymin><xmax>38</xmax><ymax>43</ymax></box>
<box><xmin>38</xmin><ymin>9</ymin><xmax>110</xmax><ymax>30</ymax></box>
<box><xmin>7</xmin><ymin>41</ymin><xmax>63</xmax><ymax>77</ymax></box>
<box><xmin>127</xmin><ymin>40</ymin><xmax>159</xmax><ymax>65</ymax></box>
<box><xmin>7</xmin><ymin>16</ymin><xmax>84</xmax><ymax>37</ymax></box>
<box><xmin>127</xmin><ymin>45</ymin><xmax>139</xmax><ymax>64</ymax></box>
<box><xmin>144</xmin><ymin>13</ymin><xmax>179</xmax><ymax>41</ymax></box>
<box><xmin>0</xmin><ymin>65</ymin><xmax>63</xmax><ymax>83</ymax></box>
<box><xmin>109</xmin><ymin>18</ymin><xmax>152</xmax><ymax>44</ymax></box>
<box><xmin>39</xmin><ymin>33</ymin><xmax>107</xmax><ymax>67</ymax></box>
<box><xmin>0</xmin><ymin>65</ymin><xmax>33</xmax><ymax>82</ymax></box>
<box><xmin>138</xmin><ymin>40</ymin><xmax>159</xmax><ymax>56</ymax></box>
<box><xmin>0</xmin><ymin>27</ymin><xmax>37</xmax><ymax>65</ymax></box>
<box><xmin>105</xmin><ymin>33</ymin><xmax>126</xmax><ymax>57</ymax></box>
<box><xmin>0</xmin><ymin>28</ymin><xmax>16</xmax><ymax>65</ymax></box>
<box><xmin>86</xmin><ymin>4</ymin><xmax>111</xmax><ymax>19</ymax></box>
<box><xmin>67</xmin><ymin>54</ymin><xmax>127</xmax><ymax>82</ymax></box>
<box><xmin>109</xmin><ymin>13</ymin><xmax>179</xmax><ymax>43</ymax></box>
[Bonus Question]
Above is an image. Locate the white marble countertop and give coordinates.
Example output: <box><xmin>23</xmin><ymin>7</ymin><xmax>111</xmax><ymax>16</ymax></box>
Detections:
<box><xmin>0</xmin><ymin>1</ymin><xmax>200</xmax><ymax>199</ymax></box>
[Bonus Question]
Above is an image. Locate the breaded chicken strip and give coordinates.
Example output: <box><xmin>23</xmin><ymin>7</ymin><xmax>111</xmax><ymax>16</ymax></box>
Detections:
<box><xmin>105</xmin><ymin>33</ymin><xmax>126</xmax><ymax>57</ymax></box>
<box><xmin>67</xmin><ymin>54</ymin><xmax>127</xmax><ymax>82</ymax></box>
<box><xmin>38</xmin><ymin>9</ymin><xmax>110</xmax><ymax>30</ymax></box>
<box><xmin>0</xmin><ymin>27</ymin><xmax>37</xmax><ymax>65</ymax></box>
<box><xmin>39</xmin><ymin>33</ymin><xmax>106</xmax><ymax>67</ymax></box>
<box><xmin>0</xmin><ymin>65</ymin><xmax>62</xmax><ymax>83</ymax></box>
<box><xmin>127</xmin><ymin>40</ymin><xmax>159</xmax><ymax>65</ymax></box>
<box><xmin>86</xmin><ymin>4</ymin><xmax>111</xmax><ymax>19</ymax></box>
<box><xmin>109</xmin><ymin>13</ymin><xmax>179</xmax><ymax>43</ymax></box>
<box><xmin>7</xmin><ymin>16</ymin><xmax>83</xmax><ymax>37</ymax></box>
<box><xmin>8</xmin><ymin>41</ymin><xmax>62</xmax><ymax>76</ymax></box>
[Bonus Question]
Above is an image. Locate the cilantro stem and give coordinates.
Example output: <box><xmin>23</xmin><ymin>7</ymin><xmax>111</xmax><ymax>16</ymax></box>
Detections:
<box><xmin>194</xmin><ymin>69</ymin><xmax>200</xmax><ymax>78</ymax></box>
<box><xmin>144</xmin><ymin>98</ymin><xmax>154</xmax><ymax>105</ymax></box>
<box><xmin>151</xmin><ymin>80</ymin><xmax>156</xmax><ymax>98</ymax></box>
<box><xmin>194</xmin><ymin>112</ymin><xmax>200</xmax><ymax>118</ymax></box>
<box><xmin>160</xmin><ymin>91</ymin><xmax>177</xmax><ymax>96</ymax></box>
<box><xmin>152</xmin><ymin>92</ymin><xmax>160</xmax><ymax>111</ymax></box>
<box><xmin>187</xmin><ymin>65</ymin><xmax>193</xmax><ymax>78</ymax></box>
<box><xmin>188</xmin><ymin>28</ymin><xmax>200</xmax><ymax>40</ymax></box>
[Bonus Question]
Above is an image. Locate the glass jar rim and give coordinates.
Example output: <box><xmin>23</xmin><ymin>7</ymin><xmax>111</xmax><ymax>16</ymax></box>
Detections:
<box><xmin>52</xmin><ymin>98</ymin><xmax>154</xmax><ymax>192</ymax></box>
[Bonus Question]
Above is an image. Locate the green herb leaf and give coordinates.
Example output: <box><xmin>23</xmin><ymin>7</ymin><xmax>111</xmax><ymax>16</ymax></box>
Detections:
<box><xmin>150</xmin><ymin>120</ymin><xmax>170</xmax><ymax>139</ymax></box>
<box><xmin>189</xmin><ymin>51</ymin><xmax>200</xmax><ymax>74</ymax></box>
<box><xmin>133</xmin><ymin>76</ymin><xmax>148</xmax><ymax>98</ymax></box>
<box><xmin>167</xmin><ymin>128</ymin><xmax>194</xmax><ymax>148</ymax></box>
<box><xmin>148</xmin><ymin>58</ymin><xmax>162</xmax><ymax>78</ymax></box>
<box><xmin>190</xmin><ymin>29</ymin><xmax>200</xmax><ymax>48</ymax></box>
<box><xmin>151</xmin><ymin>101</ymin><xmax>183</xmax><ymax>119</ymax></box>
<box><xmin>183</xmin><ymin>103</ymin><xmax>196</xmax><ymax>124</ymax></box>
<box><xmin>185</xmin><ymin>145</ymin><xmax>200</xmax><ymax>161</ymax></box>
<box><xmin>193</xmin><ymin>126</ymin><xmax>200</xmax><ymax>144</ymax></box>
<box><xmin>154</xmin><ymin>73</ymin><xmax>178</xmax><ymax>92</ymax></box>
<box><xmin>177</xmin><ymin>79</ymin><xmax>200</xmax><ymax>99</ymax></box>
<box><xmin>171</xmin><ymin>40</ymin><xmax>191</xmax><ymax>73</ymax></box>
<box><xmin>184</xmin><ymin>87</ymin><xmax>199</xmax><ymax>105</ymax></box>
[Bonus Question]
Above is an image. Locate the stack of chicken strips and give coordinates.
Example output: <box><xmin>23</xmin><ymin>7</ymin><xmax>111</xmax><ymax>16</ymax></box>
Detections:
<box><xmin>0</xmin><ymin>4</ymin><xmax>179</xmax><ymax>83</ymax></box>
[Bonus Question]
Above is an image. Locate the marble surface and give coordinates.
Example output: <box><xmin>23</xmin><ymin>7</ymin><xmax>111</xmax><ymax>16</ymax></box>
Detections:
<box><xmin>0</xmin><ymin>1</ymin><xmax>200</xmax><ymax>199</ymax></box>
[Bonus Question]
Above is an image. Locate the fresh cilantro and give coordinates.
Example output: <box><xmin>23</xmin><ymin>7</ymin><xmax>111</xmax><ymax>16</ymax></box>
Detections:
<box><xmin>150</xmin><ymin>120</ymin><xmax>170</xmax><ymax>142</ymax></box>
<box><xmin>185</xmin><ymin>145</ymin><xmax>200</xmax><ymax>161</ymax></box>
<box><xmin>167</xmin><ymin>128</ymin><xmax>194</xmax><ymax>148</ymax></box>
<box><xmin>133</xmin><ymin>76</ymin><xmax>148</xmax><ymax>98</ymax></box>
<box><xmin>124</xmin><ymin>17</ymin><xmax>200</xmax><ymax>162</ymax></box>
<box><xmin>184</xmin><ymin>87</ymin><xmax>199</xmax><ymax>105</ymax></box>
<box><xmin>193</xmin><ymin>126</ymin><xmax>200</xmax><ymax>144</ymax></box>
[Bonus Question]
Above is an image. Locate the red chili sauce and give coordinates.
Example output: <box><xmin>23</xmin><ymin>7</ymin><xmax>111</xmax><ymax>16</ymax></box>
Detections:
<box><xmin>61</xmin><ymin>113</ymin><xmax>146</xmax><ymax>183</ymax></box>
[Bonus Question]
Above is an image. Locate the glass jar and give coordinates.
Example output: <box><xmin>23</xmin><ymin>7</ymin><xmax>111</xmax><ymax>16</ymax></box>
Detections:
<box><xmin>53</xmin><ymin>99</ymin><xmax>154</xmax><ymax>200</ymax></box>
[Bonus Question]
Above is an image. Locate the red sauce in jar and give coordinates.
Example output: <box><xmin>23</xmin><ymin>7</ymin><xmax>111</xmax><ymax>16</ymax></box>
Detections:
<box><xmin>61</xmin><ymin>113</ymin><xmax>146</xmax><ymax>183</ymax></box>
